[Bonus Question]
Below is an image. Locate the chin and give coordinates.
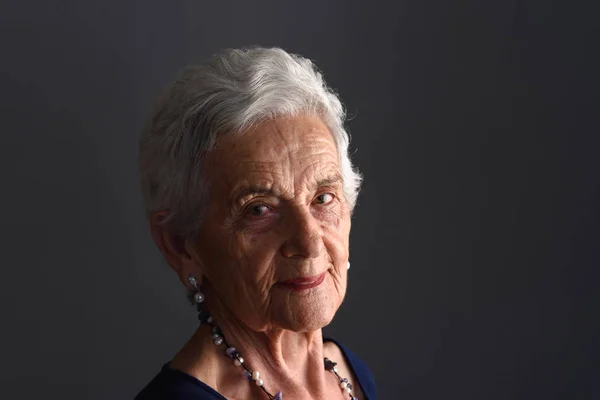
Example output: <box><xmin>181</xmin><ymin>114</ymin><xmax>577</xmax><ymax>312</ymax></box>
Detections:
<box><xmin>269</xmin><ymin>274</ymin><xmax>346</xmax><ymax>332</ymax></box>
<box><xmin>298</xmin><ymin>309</ymin><xmax>336</xmax><ymax>332</ymax></box>
<box><xmin>275</xmin><ymin>293</ymin><xmax>341</xmax><ymax>332</ymax></box>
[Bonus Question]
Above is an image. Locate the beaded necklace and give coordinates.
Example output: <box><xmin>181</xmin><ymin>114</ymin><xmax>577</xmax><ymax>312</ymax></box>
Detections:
<box><xmin>188</xmin><ymin>277</ymin><xmax>358</xmax><ymax>400</ymax></box>
<box><xmin>202</xmin><ymin>314</ymin><xmax>357</xmax><ymax>400</ymax></box>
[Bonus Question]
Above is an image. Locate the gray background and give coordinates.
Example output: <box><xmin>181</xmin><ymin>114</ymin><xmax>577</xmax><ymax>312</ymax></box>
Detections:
<box><xmin>1</xmin><ymin>0</ymin><xmax>598</xmax><ymax>399</ymax></box>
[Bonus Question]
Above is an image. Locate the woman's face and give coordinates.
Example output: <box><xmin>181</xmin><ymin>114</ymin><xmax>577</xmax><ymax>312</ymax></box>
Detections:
<box><xmin>189</xmin><ymin>114</ymin><xmax>351</xmax><ymax>332</ymax></box>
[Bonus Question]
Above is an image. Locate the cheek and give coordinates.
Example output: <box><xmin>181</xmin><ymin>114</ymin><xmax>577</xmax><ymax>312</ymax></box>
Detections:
<box><xmin>230</xmin><ymin>232</ymin><xmax>281</xmax><ymax>282</ymax></box>
<box><xmin>321</xmin><ymin>208</ymin><xmax>351</xmax><ymax>260</ymax></box>
<box><xmin>233</xmin><ymin>229</ymin><xmax>279</xmax><ymax>258</ymax></box>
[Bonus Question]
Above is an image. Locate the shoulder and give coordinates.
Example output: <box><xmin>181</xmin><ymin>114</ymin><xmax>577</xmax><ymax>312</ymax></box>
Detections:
<box><xmin>134</xmin><ymin>364</ymin><xmax>224</xmax><ymax>400</ymax></box>
<box><xmin>324</xmin><ymin>338</ymin><xmax>378</xmax><ymax>400</ymax></box>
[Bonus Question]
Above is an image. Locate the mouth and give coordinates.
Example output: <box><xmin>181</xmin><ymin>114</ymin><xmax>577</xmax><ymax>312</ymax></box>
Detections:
<box><xmin>279</xmin><ymin>272</ymin><xmax>326</xmax><ymax>291</ymax></box>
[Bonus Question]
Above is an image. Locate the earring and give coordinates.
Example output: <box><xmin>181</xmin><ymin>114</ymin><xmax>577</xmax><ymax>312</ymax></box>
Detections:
<box><xmin>347</xmin><ymin>261</ymin><xmax>351</xmax><ymax>270</ymax></box>
<box><xmin>187</xmin><ymin>275</ymin><xmax>205</xmax><ymax>304</ymax></box>
<box><xmin>188</xmin><ymin>275</ymin><xmax>212</xmax><ymax>324</ymax></box>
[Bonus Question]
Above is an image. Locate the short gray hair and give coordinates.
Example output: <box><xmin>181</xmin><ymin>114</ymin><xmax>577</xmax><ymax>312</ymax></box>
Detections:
<box><xmin>139</xmin><ymin>46</ymin><xmax>362</xmax><ymax>237</ymax></box>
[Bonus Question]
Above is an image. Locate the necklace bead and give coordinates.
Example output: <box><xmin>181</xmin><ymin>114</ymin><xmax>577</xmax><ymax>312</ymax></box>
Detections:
<box><xmin>199</xmin><ymin>312</ymin><xmax>356</xmax><ymax>399</ymax></box>
<box><xmin>204</xmin><ymin>317</ymin><xmax>357</xmax><ymax>399</ymax></box>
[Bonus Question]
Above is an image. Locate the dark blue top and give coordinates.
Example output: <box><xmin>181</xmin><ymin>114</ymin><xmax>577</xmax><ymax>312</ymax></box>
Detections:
<box><xmin>134</xmin><ymin>338</ymin><xmax>377</xmax><ymax>400</ymax></box>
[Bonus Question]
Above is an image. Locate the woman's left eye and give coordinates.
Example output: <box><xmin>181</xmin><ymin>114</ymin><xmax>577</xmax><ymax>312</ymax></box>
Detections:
<box><xmin>314</xmin><ymin>193</ymin><xmax>334</xmax><ymax>205</ymax></box>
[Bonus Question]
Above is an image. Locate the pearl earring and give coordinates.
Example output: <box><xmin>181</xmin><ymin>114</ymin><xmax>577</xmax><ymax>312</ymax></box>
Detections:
<box><xmin>187</xmin><ymin>275</ymin><xmax>205</xmax><ymax>304</ymax></box>
<box><xmin>347</xmin><ymin>261</ymin><xmax>351</xmax><ymax>270</ymax></box>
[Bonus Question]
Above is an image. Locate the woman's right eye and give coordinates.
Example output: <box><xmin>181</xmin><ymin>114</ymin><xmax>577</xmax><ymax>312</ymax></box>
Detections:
<box><xmin>247</xmin><ymin>204</ymin><xmax>270</xmax><ymax>216</ymax></box>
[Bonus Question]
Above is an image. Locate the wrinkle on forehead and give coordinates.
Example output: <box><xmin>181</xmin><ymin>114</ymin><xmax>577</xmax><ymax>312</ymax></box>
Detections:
<box><xmin>204</xmin><ymin>115</ymin><xmax>340</xmax><ymax>202</ymax></box>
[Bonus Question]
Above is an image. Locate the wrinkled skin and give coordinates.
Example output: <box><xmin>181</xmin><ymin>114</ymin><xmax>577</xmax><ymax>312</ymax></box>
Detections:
<box><xmin>151</xmin><ymin>115</ymin><xmax>360</xmax><ymax>399</ymax></box>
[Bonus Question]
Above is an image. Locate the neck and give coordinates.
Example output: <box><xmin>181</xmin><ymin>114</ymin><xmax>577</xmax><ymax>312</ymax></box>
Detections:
<box><xmin>220</xmin><ymin>310</ymin><xmax>324</xmax><ymax>369</ymax></box>
<box><xmin>171</xmin><ymin>297</ymin><xmax>336</xmax><ymax>398</ymax></box>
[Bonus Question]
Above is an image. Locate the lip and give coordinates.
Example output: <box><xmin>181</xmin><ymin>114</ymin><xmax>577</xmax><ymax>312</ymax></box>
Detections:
<box><xmin>280</xmin><ymin>272</ymin><xmax>326</xmax><ymax>291</ymax></box>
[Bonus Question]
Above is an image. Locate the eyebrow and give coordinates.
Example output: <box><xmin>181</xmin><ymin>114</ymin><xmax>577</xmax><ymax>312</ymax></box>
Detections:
<box><xmin>231</xmin><ymin>185</ymin><xmax>276</xmax><ymax>205</ymax></box>
<box><xmin>314</xmin><ymin>174</ymin><xmax>344</xmax><ymax>189</ymax></box>
<box><xmin>231</xmin><ymin>174</ymin><xmax>343</xmax><ymax>205</ymax></box>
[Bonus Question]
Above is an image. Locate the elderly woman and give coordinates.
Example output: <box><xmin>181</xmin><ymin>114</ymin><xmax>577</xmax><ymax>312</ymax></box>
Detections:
<box><xmin>134</xmin><ymin>47</ymin><xmax>376</xmax><ymax>400</ymax></box>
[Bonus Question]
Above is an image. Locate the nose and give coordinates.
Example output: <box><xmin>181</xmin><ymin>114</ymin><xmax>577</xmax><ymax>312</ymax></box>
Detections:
<box><xmin>280</xmin><ymin>206</ymin><xmax>324</xmax><ymax>259</ymax></box>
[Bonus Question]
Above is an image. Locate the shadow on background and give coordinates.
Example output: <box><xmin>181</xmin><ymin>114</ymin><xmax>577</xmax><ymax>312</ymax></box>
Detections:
<box><xmin>0</xmin><ymin>0</ymin><xmax>598</xmax><ymax>399</ymax></box>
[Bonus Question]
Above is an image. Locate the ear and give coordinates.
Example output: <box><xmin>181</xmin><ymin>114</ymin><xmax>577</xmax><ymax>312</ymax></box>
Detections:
<box><xmin>149</xmin><ymin>210</ymin><xmax>201</xmax><ymax>287</ymax></box>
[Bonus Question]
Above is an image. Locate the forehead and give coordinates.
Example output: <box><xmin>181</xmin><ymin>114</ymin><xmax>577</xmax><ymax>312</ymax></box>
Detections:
<box><xmin>204</xmin><ymin>115</ymin><xmax>340</xmax><ymax>189</ymax></box>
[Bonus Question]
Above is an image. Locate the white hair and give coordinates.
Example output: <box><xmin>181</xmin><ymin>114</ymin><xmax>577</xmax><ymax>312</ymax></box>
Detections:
<box><xmin>139</xmin><ymin>46</ymin><xmax>362</xmax><ymax>236</ymax></box>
